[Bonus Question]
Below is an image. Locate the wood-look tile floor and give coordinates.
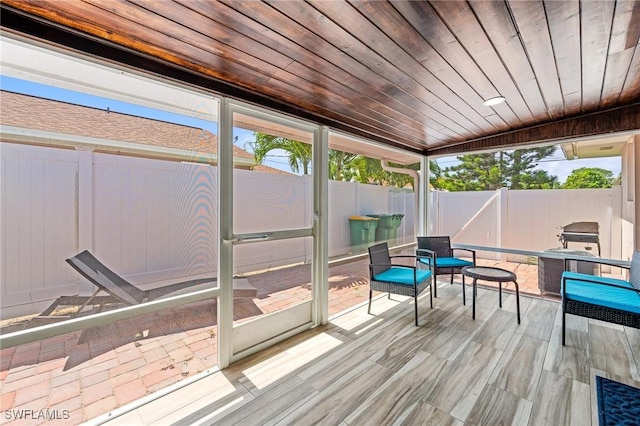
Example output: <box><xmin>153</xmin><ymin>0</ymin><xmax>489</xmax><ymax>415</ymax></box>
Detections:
<box><xmin>104</xmin><ymin>282</ymin><xmax>640</xmax><ymax>426</ymax></box>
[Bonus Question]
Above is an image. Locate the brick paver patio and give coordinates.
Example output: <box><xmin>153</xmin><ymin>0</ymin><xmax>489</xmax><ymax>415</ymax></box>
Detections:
<box><xmin>0</xmin><ymin>250</ymin><xmax>620</xmax><ymax>423</ymax></box>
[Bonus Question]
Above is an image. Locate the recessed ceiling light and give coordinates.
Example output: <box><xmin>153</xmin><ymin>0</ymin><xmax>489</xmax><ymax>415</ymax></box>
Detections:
<box><xmin>483</xmin><ymin>96</ymin><xmax>506</xmax><ymax>106</ymax></box>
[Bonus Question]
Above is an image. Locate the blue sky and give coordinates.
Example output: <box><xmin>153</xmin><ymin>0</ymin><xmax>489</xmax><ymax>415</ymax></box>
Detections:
<box><xmin>536</xmin><ymin>153</ymin><xmax>621</xmax><ymax>182</ymax></box>
<box><xmin>1</xmin><ymin>76</ymin><xmax>621</xmax><ymax>181</ymax></box>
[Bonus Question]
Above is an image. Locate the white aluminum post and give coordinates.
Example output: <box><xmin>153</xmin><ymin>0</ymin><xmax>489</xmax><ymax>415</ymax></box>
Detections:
<box><xmin>496</xmin><ymin>187</ymin><xmax>508</xmax><ymax>261</ymax></box>
<box><xmin>217</xmin><ymin>98</ymin><xmax>234</xmax><ymax>369</ymax></box>
<box><xmin>313</xmin><ymin>126</ymin><xmax>329</xmax><ymax>325</ymax></box>
<box><xmin>421</xmin><ymin>156</ymin><xmax>430</xmax><ymax>236</ymax></box>
<box><xmin>634</xmin><ymin>135</ymin><xmax>640</xmax><ymax>252</ymax></box>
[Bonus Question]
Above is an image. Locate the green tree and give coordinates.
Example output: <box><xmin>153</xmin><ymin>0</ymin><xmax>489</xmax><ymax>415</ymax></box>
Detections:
<box><xmin>360</xmin><ymin>157</ymin><xmax>388</xmax><ymax>185</ymax></box>
<box><xmin>391</xmin><ymin>161</ymin><xmax>420</xmax><ymax>189</ymax></box>
<box><xmin>252</xmin><ymin>133</ymin><xmax>312</xmax><ymax>174</ymax></box>
<box><xmin>429</xmin><ymin>160</ymin><xmax>446</xmax><ymax>189</ymax></box>
<box><xmin>251</xmin><ymin>132</ymin><xmax>420</xmax><ymax>189</ymax></box>
<box><xmin>562</xmin><ymin>167</ymin><xmax>614</xmax><ymax>189</ymax></box>
<box><xmin>357</xmin><ymin>158</ymin><xmax>421</xmax><ymax>189</ymax></box>
<box><xmin>329</xmin><ymin>150</ymin><xmax>366</xmax><ymax>182</ymax></box>
<box><xmin>613</xmin><ymin>172</ymin><xmax>622</xmax><ymax>185</ymax></box>
<box><xmin>440</xmin><ymin>153</ymin><xmax>503</xmax><ymax>191</ymax></box>
<box><xmin>502</xmin><ymin>146</ymin><xmax>557</xmax><ymax>189</ymax></box>
<box><xmin>252</xmin><ymin>133</ymin><xmax>366</xmax><ymax>181</ymax></box>
<box><xmin>439</xmin><ymin>147</ymin><xmax>558</xmax><ymax>191</ymax></box>
<box><xmin>517</xmin><ymin>169</ymin><xmax>560</xmax><ymax>189</ymax></box>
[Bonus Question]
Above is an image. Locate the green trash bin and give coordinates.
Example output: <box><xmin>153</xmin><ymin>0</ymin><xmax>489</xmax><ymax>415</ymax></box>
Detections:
<box><xmin>348</xmin><ymin>216</ymin><xmax>378</xmax><ymax>247</ymax></box>
<box><xmin>366</xmin><ymin>214</ymin><xmax>405</xmax><ymax>241</ymax></box>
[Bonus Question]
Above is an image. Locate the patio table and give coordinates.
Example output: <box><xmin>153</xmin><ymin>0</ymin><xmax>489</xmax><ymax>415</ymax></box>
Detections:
<box><xmin>462</xmin><ymin>266</ymin><xmax>521</xmax><ymax>324</ymax></box>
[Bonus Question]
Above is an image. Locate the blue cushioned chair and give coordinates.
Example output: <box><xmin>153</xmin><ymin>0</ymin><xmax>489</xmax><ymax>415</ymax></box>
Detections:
<box><xmin>561</xmin><ymin>251</ymin><xmax>640</xmax><ymax>345</ymax></box>
<box><xmin>368</xmin><ymin>242</ymin><xmax>434</xmax><ymax>326</ymax></box>
<box><xmin>416</xmin><ymin>236</ymin><xmax>476</xmax><ymax>301</ymax></box>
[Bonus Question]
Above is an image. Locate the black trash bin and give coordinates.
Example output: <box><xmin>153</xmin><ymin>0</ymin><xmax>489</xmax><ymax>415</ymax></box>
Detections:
<box><xmin>366</xmin><ymin>214</ymin><xmax>404</xmax><ymax>241</ymax></box>
<box><xmin>538</xmin><ymin>248</ymin><xmax>599</xmax><ymax>295</ymax></box>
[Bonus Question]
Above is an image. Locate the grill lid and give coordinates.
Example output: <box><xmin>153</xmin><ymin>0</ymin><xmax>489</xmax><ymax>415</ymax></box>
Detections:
<box><xmin>561</xmin><ymin>221</ymin><xmax>599</xmax><ymax>235</ymax></box>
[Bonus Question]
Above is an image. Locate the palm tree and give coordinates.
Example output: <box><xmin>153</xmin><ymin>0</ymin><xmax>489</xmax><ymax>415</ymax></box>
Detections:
<box><xmin>252</xmin><ymin>133</ymin><xmax>312</xmax><ymax>174</ymax></box>
<box><xmin>329</xmin><ymin>150</ymin><xmax>366</xmax><ymax>182</ymax></box>
<box><xmin>252</xmin><ymin>132</ymin><xmax>366</xmax><ymax>180</ymax></box>
<box><xmin>251</xmin><ymin>132</ymin><xmax>419</xmax><ymax>189</ymax></box>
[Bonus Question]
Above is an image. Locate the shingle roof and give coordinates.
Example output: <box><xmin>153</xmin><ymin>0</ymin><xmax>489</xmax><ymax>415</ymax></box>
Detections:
<box><xmin>0</xmin><ymin>90</ymin><xmax>291</xmax><ymax>175</ymax></box>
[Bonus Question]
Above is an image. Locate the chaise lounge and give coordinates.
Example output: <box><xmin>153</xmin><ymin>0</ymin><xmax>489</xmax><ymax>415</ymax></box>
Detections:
<box><xmin>30</xmin><ymin>250</ymin><xmax>257</xmax><ymax>326</ymax></box>
<box><xmin>561</xmin><ymin>251</ymin><xmax>640</xmax><ymax>345</ymax></box>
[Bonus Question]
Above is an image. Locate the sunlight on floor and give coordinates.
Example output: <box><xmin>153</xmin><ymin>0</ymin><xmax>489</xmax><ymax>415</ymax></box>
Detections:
<box><xmin>242</xmin><ymin>332</ymin><xmax>344</xmax><ymax>390</ymax></box>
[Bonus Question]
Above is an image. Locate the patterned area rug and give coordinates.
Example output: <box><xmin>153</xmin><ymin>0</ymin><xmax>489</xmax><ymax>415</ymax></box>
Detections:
<box><xmin>596</xmin><ymin>376</ymin><xmax>640</xmax><ymax>426</ymax></box>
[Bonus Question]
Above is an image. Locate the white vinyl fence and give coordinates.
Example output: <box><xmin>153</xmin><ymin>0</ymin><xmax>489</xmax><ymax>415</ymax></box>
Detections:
<box><xmin>1</xmin><ymin>143</ymin><xmax>414</xmax><ymax>318</ymax></box>
<box><xmin>428</xmin><ymin>187</ymin><xmax>621</xmax><ymax>262</ymax></box>
<box><xmin>1</xmin><ymin>142</ymin><xmax>622</xmax><ymax>319</ymax></box>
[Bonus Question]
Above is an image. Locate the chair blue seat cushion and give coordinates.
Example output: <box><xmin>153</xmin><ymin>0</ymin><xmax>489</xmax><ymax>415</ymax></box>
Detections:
<box><xmin>373</xmin><ymin>267</ymin><xmax>432</xmax><ymax>286</ymax></box>
<box><xmin>419</xmin><ymin>256</ymin><xmax>473</xmax><ymax>268</ymax></box>
<box><xmin>562</xmin><ymin>271</ymin><xmax>640</xmax><ymax>314</ymax></box>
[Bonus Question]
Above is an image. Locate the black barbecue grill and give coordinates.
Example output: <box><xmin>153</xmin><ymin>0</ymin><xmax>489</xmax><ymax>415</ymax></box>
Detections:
<box><xmin>558</xmin><ymin>221</ymin><xmax>600</xmax><ymax>256</ymax></box>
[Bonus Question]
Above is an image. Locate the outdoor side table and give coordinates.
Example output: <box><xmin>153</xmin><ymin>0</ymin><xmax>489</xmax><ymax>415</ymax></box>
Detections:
<box><xmin>461</xmin><ymin>266</ymin><xmax>521</xmax><ymax>324</ymax></box>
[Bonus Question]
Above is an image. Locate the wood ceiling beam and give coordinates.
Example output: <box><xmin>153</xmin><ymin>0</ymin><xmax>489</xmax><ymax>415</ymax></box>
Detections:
<box><xmin>427</xmin><ymin>102</ymin><xmax>640</xmax><ymax>157</ymax></box>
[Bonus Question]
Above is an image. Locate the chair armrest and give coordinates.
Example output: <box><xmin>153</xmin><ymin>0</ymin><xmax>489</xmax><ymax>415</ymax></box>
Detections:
<box><xmin>416</xmin><ymin>249</ymin><xmax>435</xmax><ymax>260</ymax></box>
<box><xmin>370</xmin><ymin>262</ymin><xmax>417</xmax><ymax>271</ymax></box>
<box><xmin>415</xmin><ymin>249</ymin><xmax>435</xmax><ymax>274</ymax></box>
<box><xmin>390</xmin><ymin>254</ymin><xmax>425</xmax><ymax>269</ymax></box>
<box><xmin>452</xmin><ymin>248</ymin><xmax>476</xmax><ymax>263</ymax></box>
<box><xmin>416</xmin><ymin>248</ymin><xmax>436</xmax><ymax>257</ymax></box>
<box><xmin>390</xmin><ymin>255</ymin><xmax>419</xmax><ymax>260</ymax></box>
<box><xmin>563</xmin><ymin>257</ymin><xmax>630</xmax><ymax>271</ymax></box>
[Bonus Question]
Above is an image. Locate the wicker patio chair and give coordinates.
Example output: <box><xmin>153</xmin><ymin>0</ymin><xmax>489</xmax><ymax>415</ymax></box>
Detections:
<box><xmin>561</xmin><ymin>251</ymin><xmax>640</xmax><ymax>346</ymax></box>
<box><xmin>368</xmin><ymin>242</ymin><xmax>434</xmax><ymax>326</ymax></box>
<box><xmin>416</xmin><ymin>236</ymin><xmax>476</xmax><ymax>301</ymax></box>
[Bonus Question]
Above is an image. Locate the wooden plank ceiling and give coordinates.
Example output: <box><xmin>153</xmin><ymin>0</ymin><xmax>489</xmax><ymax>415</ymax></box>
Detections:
<box><xmin>1</xmin><ymin>0</ymin><xmax>639</xmax><ymax>157</ymax></box>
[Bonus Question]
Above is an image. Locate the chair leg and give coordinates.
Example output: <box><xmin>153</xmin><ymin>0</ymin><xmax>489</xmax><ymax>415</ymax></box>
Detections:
<box><xmin>450</xmin><ymin>271</ymin><xmax>454</xmax><ymax>285</ymax></box>
<box><xmin>562</xmin><ymin>307</ymin><xmax>566</xmax><ymax>346</ymax></box>
<box><xmin>514</xmin><ymin>280</ymin><xmax>521</xmax><ymax>324</ymax></box>
<box><xmin>472</xmin><ymin>278</ymin><xmax>477</xmax><ymax>320</ymax></box>
<box><xmin>368</xmin><ymin>290</ymin><xmax>372</xmax><ymax>314</ymax></box>
<box><xmin>429</xmin><ymin>281</ymin><xmax>433</xmax><ymax>308</ymax></box>
<box><xmin>77</xmin><ymin>289</ymin><xmax>102</xmax><ymax>314</ymax></box>
<box><xmin>433</xmin><ymin>276</ymin><xmax>438</xmax><ymax>298</ymax></box>
<box><xmin>462</xmin><ymin>275</ymin><xmax>466</xmax><ymax>306</ymax></box>
<box><xmin>414</xmin><ymin>295</ymin><xmax>418</xmax><ymax>326</ymax></box>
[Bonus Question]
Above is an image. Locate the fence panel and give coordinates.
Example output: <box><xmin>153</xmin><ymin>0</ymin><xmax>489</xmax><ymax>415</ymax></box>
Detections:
<box><xmin>393</xmin><ymin>189</ymin><xmax>415</xmax><ymax>245</ymax></box>
<box><xmin>506</xmin><ymin>188</ymin><xmax>613</xmax><ymax>257</ymax></box>
<box><xmin>1</xmin><ymin>144</ymin><xmax>78</xmax><ymax>318</ymax></box>
<box><xmin>233</xmin><ymin>169</ymin><xmax>310</xmax><ymax>272</ymax></box>
<box><xmin>435</xmin><ymin>191</ymin><xmax>499</xmax><ymax>247</ymax></box>
<box><xmin>93</xmin><ymin>154</ymin><xmax>218</xmax><ymax>284</ymax></box>
<box><xmin>431</xmin><ymin>188</ymin><xmax>616</xmax><ymax>261</ymax></box>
